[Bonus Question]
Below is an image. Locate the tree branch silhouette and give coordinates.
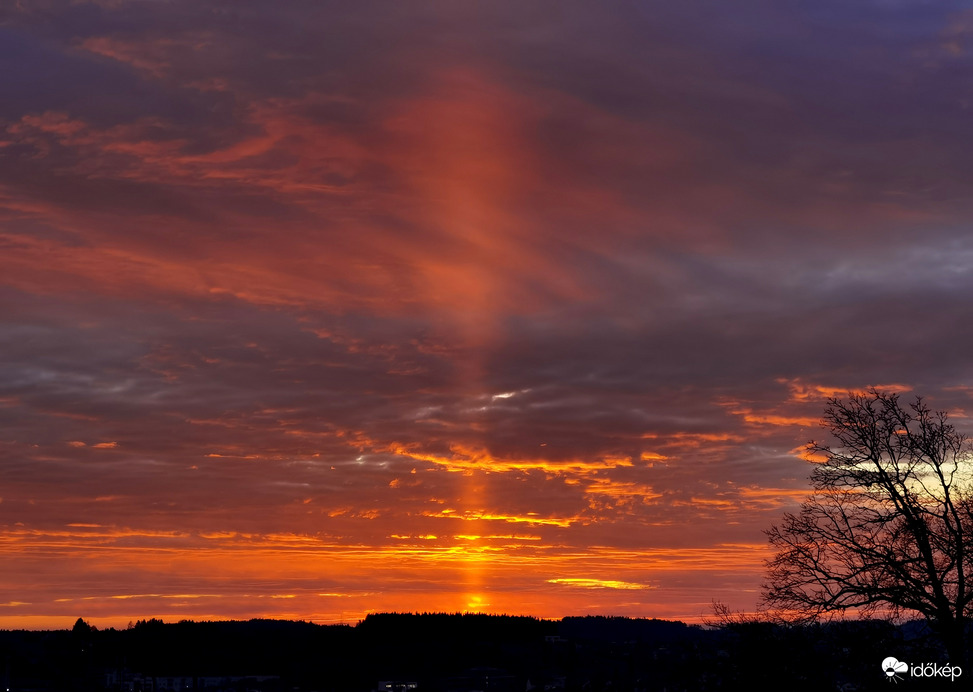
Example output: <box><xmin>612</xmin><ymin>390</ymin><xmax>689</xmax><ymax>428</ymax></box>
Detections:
<box><xmin>763</xmin><ymin>390</ymin><xmax>973</xmax><ymax>664</ymax></box>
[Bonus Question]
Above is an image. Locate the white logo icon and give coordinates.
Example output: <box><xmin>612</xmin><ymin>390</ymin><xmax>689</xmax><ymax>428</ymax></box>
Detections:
<box><xmin>883</xmin><ymin>657</ymin><xmax>908</xmax><ymax>682</ymax></box>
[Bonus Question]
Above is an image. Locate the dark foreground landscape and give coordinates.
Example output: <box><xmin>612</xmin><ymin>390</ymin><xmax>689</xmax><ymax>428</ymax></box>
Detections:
<box><xmin>0</xmin><ymin>613</ymin><xmax>959</xmax><ymax>691</ymax></box>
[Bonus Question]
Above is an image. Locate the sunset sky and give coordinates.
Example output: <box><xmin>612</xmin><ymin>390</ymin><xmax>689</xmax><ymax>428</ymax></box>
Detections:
<box><xmin>3</xmin><ymin>0</ymin><xmax>973</xmax><ymax>630</ymax></box>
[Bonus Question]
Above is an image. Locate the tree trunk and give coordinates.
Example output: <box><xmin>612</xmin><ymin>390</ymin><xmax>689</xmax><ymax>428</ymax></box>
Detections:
<box><xmin>935</xmin><ymin>616</ymin><xmax>968</xmax><ymax>669</ymax></box>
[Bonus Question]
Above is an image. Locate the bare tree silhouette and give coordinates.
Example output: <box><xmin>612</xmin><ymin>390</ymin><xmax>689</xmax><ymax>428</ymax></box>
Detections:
<box><xmin>763</xmin><ymin>390</ymin><xmax>973</xmax><ymax>664</ymax></box>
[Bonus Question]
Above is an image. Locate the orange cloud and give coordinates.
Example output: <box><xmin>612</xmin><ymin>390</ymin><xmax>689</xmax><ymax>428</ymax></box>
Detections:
<box><xmin>421</xmin><ymin>508</ymin><xmax>579</xmax><ymax>528</ymax></box>
<box><xmin>388</xmin><ymin>442</ymin><xmax>633</xmax><ymax>476</ymax></box>
<box><xmin>779</xmin><ymin>378</ymin><xmax>912</xmax><ymax>403</ymax></box>
<box><xmin>547</xmin><ymin>578</ymin><xmax>650</xmax><ymax>590</ymax></box>
<box><xmin>739</xmin><ymin>411</ymin><xmax>820</xmax><ymax>427</ymax></box>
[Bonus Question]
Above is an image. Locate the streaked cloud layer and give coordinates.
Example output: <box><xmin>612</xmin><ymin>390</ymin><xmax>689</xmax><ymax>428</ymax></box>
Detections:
<box><xmin>3</xmin><ymin>0</ymin><xmax>973</xmax><ymax>628</ymax></box>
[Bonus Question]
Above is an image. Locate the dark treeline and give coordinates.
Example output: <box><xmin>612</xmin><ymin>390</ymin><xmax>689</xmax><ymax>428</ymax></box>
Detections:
<box><xmin>0</xmin><ymin>613</ymin><xmax>953</xmax><ymax>691</ymax></box>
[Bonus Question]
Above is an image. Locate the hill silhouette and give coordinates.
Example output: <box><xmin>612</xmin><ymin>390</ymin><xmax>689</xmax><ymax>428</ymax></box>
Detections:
<box><xmin>0</xmin><ymin>613</ymin><xmax>950</xmax><ymax>691</ymax></box>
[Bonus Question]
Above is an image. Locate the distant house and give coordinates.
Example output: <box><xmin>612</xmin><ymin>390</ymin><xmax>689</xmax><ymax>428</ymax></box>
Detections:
<box><xmin>107</xmin><ymin>672</ymin><xmax>280</xmax><ymax>691</ymax></box>
<box><xmin>526</xmin><ymin>675</ymin><xmax>566</xmax><ymax>691</ymax></box>
<box><xmin>374</xmin><ymin>682</ymin><xmax>419</xmax><ymax>692</ymax></box>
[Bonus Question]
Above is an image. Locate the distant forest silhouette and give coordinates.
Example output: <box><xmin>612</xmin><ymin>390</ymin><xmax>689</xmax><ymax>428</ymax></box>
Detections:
<box><xmin>0</xmin><ymin>612</ymin><xmax>955</xmax><ymax>691</ymax></box>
